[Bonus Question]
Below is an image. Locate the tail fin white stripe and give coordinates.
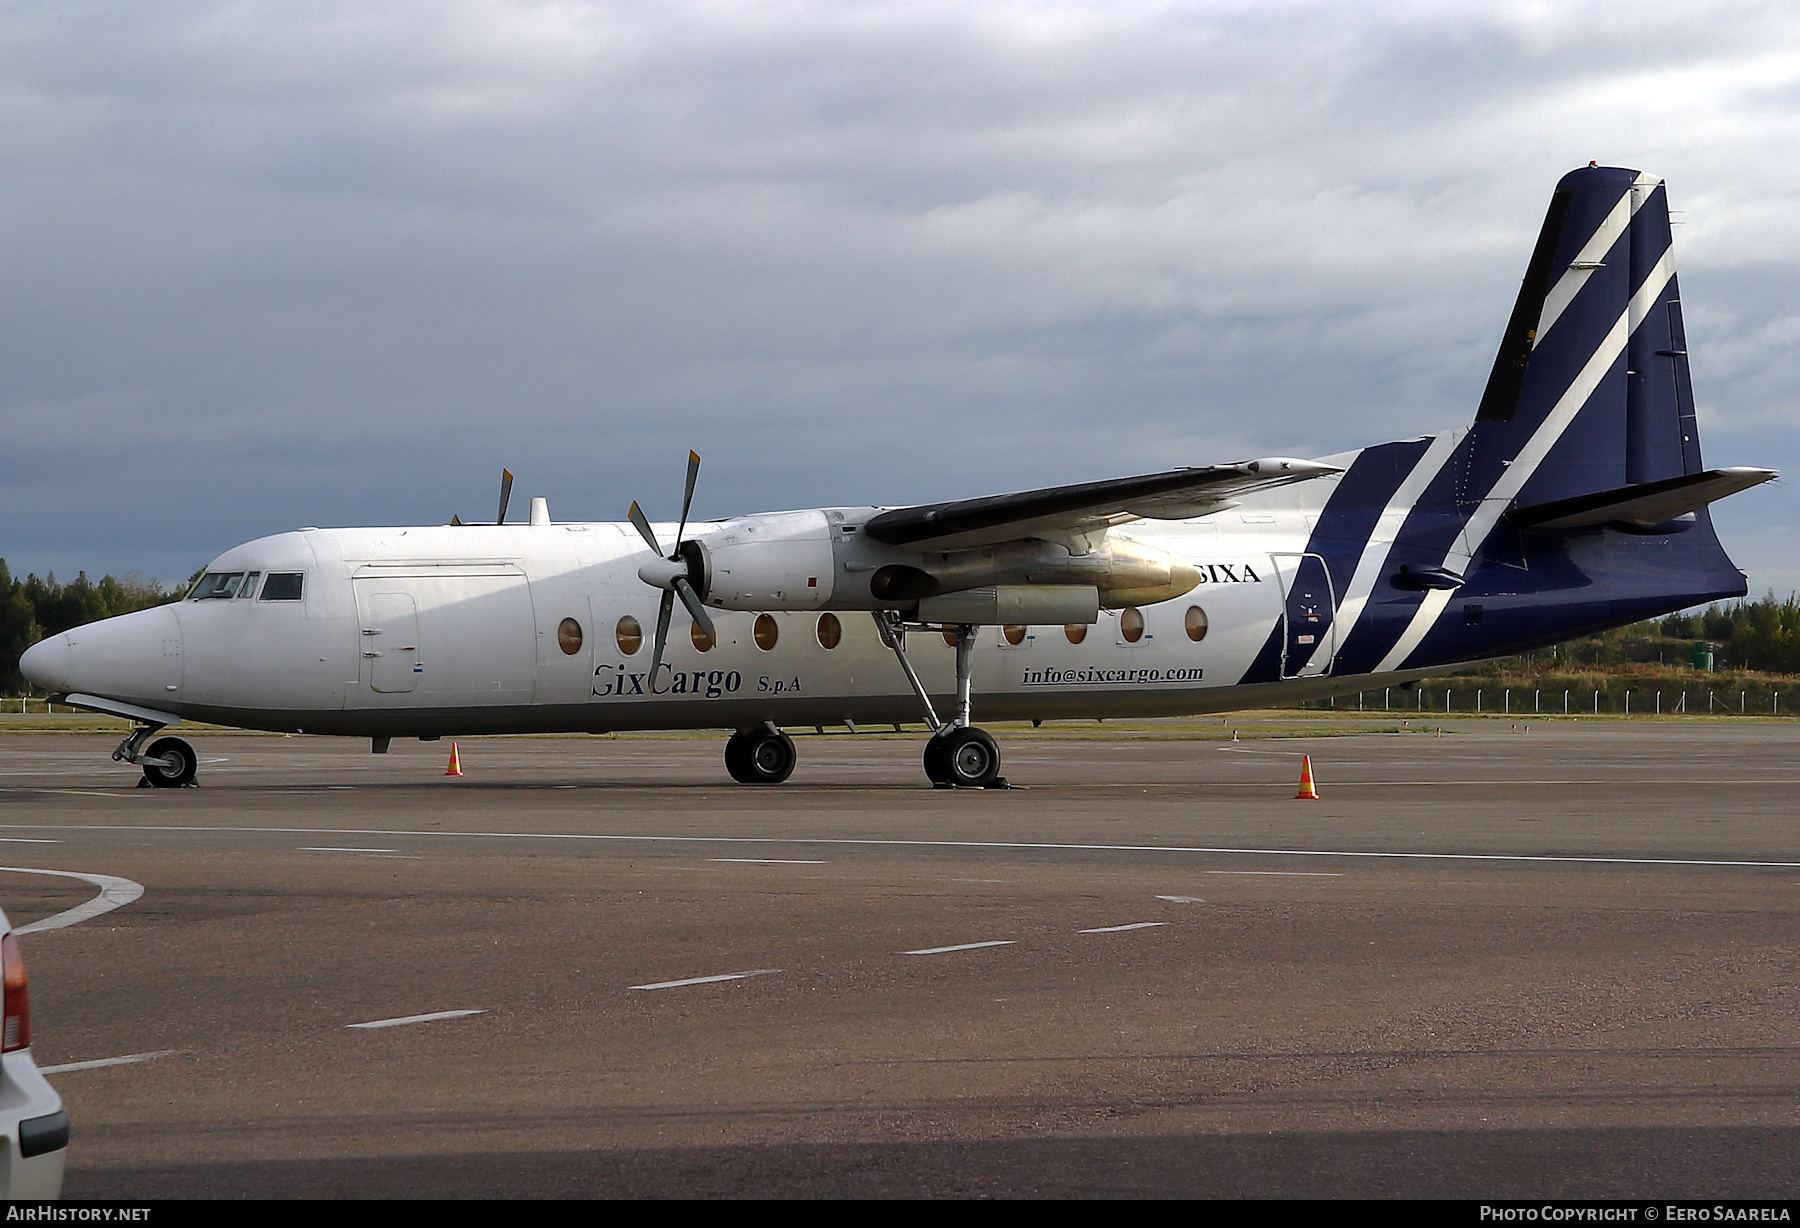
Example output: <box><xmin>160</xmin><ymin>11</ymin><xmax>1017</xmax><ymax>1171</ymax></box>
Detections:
<box><xmin>1373</xmin><ymin>308</ymin><xmax>1632</xmax><ymax>673</ymax></box>
<box><xmin>1629</xmin><ymin>245</ymin><xmax>1677</xmax><ymax>330</ymax></box>
<box><xmin>1533</xmin><ymin>191</ymin><xmax>1633</xmax><ymax>348</ymax></box>
<box><xmin>1298</xmin><ymin>429</ymin><xmax>1461</xmax><ymax>677</ymax></box>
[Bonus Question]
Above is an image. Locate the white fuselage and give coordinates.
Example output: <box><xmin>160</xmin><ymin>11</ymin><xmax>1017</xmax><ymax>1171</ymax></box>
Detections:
<box><xmin>37</xmin><ymin>457</ymin><xmax>1412</xmax><ymax>738</ymax></box>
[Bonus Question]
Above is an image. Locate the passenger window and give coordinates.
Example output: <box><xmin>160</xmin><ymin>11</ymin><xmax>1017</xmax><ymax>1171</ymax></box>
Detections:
<box><xmin>1003</xmin><ymin>625</ymin><xmax>1027</xmax><ymax>645</ymax></box>
<box><xmin>236</xmin><ymin>572</ymin><xmax>261</xmax><ymax>598</ymax></box>
<box><xmin>617</xmin><ymin>615</ymin><xmax>643</xmax><ymax>655</ymax></box>
<box><xmin>190</xmin><ymin>572</ymin><xmax>244</xmax><ymax>600</ymax></box>
<box><xmin>817</xmin><ymin>613</ymin><xmax>842</xmax><ymax>650</ymax></box>
<box><xmin>754</xmin><ymin>614</ymin><xmax>779</xmax><ymax>651</ymax></box>
<box><xmin>1064</xmin><ymin>624</ymin><xmax>1087</xmax><ymax>645</ymax></box>
<box><xmin>260</xmin><ymin>573</ymin><xmax>304</xmax><ymax>601</ymax></box>
<box><xmin>558</xmin><ymin>618</ymin><xmax>583</xmax><ymax>655</ymax></box>
<box><xmin>1120</xmin><ymin>607</ymin><xmax>1145</xmax><ymax>643</ymax></box>
<box><xmin>1185</xmin><ymin>606</ymin><xmax>1208</xmax><ymax>642</ymax></box>
<box><xmin>691</xmin><ymin>620</ymin><xmax>714</xmax><ymax>652</ymax></box>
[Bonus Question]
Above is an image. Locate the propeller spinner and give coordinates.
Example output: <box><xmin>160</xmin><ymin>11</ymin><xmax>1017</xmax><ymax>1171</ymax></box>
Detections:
<box><xmin>629</xmin><ymin>450</ymin><xmax>716</xmax><ymax>687</ymax></box>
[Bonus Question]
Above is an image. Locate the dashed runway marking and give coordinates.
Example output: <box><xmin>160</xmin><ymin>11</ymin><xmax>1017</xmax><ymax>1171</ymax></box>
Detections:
<box><xmin>709</xmin><ymin>858</ymin><xmax>825</xmax><ymax>864</ymax></box>
<box><xmin>630</xmin><ymin>969</ymin><xmax>782</xmax><ymax>991</ymax></box>
<box><xmin>903</xmin><ymin>941</ymin><xmax>1016</xmax><ymax>955</ymax></box>
<box><xmin>1207</xmin><ymin>870</ymin><xmax>1344</xmax><ymax>877</ymax></box>
<box><xmin>346</xmin><ymin>1009</ymin><xmax>485</xmax><ymax>1030</ymax></box>
<box><xmin>299</xmin><ymin>847</ymin><xmax>397</xmax><ymax>853</ymax></box>
<box><xmin>1078</xmin><ymin>922</ymin><xmax>1166</xmax><ymax>933</ymax></box>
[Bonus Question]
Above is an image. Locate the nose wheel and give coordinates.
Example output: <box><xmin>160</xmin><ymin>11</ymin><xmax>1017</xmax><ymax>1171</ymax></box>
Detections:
<box><xmin>138</xmin><ymin>737</ymin><xmax>197</xmax><ymax>789</ymax></box>
<box><xmin>725</xmin><ymin>726</ymin><xmax>797</xmax><ymax>784</ymax></box>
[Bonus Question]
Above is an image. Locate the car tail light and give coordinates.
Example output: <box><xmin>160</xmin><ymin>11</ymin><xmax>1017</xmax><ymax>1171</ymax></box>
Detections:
<box><xmin>2</xmin><ymin>933</ymin><xmax>29</xmax><ymax>1053</ymax></box>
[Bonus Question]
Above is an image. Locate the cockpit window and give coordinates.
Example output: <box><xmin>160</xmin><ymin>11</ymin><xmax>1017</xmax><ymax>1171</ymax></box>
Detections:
<box><xmin>260</xmin><ymin>572</ymin><xmax>304</xmax><ymax>601</ymax></box>
<box><xmin>236</xmin><ymin>572</ymin><xmax>261</xmax><ymax>598</ymax></box>
<box><xmin>189</xmin><ymin>572</ymin><xmax>246</xmax><ymax>600</ymax></box>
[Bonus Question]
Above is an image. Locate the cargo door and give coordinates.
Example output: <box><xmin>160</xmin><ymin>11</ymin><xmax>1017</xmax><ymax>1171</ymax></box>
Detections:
<box><xmin>357</xmin><ymin>589</ymin><xmax>420</xmax><ymax>694</ymax></box>
<box><xmin>1269</xmin><ymin>552</ymin><xmax>1338</xmax><ymax>679</ymax></box>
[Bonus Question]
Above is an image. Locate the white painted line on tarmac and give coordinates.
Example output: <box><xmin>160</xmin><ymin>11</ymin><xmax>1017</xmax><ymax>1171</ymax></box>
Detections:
<box><xmin>709</xmin><ymin>858</ymin><xmax>825</xmax><ymax>864</ymax></box>
<box><xmin>1078</xmin><ymin>922</ymin><xmax>1166</xmax><ymax>933</ymax></box>
<box><xmin>1157</xmin><ymin>895</ymin><xmax>1204</xmax><ymax>903</ymax></box>
<box><xmin>903</xmin><ymin>941</ymin><xmax>1016</xmax><ymax>955</ymax></box>
<box><xmin>346</xmin><ymin>1009</ymin><xmax>485</xmax><ymax>1029</ymax></box>
<box><xmin>0</xmin><ymin>839</ymin><xmax>60</xmax><ymax>844</ymax></box>
<box><xmin>10</xmin><ymin>825</ymin><xmax>1800</xmax><ymax>872</ymax></box>
<box><xmin>1207</xmin><ymin>870</ymin><xmax>1344</xmax><ymax>877</ymax></box>
<box><xmin>38</xmin><ymin>1049</ymin><xmax>176</xmax><ymax>1075</ymax></box>
<box><xmin>298</xmin><ymin>847</ymin><xmax>397</xmax><ymax>853</ymax></box>
<box><xmin>630</xmin><ymin>969</ymin><xmax>782</xmax><ymax>991</ymax></box>
<box><xmin>1</xmin><ymin>868</ymin><xmax>145</xmax><ymax>934</ymax></box>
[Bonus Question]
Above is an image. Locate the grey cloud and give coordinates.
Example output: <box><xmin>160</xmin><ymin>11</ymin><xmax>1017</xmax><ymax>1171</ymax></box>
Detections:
<box><xmin>3</xmin><ymin>0</ymin><xmax>1799</xmax><ymax>596</ymax></box>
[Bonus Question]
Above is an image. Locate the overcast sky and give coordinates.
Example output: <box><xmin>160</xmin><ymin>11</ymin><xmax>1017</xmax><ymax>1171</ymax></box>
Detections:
<box><xmin>4</xmin><ymin>0</ymin><xmax>1799</xmax><ymax>599</ymax></box>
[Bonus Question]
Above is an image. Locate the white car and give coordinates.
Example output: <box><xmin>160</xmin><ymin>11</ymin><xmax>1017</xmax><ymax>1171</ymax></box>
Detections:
<box><xmin>0</xmin><ymin>911</ymin><xmax>67</xmax><ymax>1197</ymax></box>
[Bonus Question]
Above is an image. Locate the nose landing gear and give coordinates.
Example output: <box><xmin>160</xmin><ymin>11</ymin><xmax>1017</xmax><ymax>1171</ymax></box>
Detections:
<box><xmin>114</xmin><ymin>725</ymin><xmax>198</xmax><ymax>789</ymax></box>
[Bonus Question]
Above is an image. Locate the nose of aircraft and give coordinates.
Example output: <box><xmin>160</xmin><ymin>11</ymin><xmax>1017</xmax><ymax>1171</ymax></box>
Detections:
<box><xmin>19</xmin><ymin>604</ymin><xmax>183</xmax><ymax>703</ymax></box>
<box><xmin>18</xmin><ymin>634</ymin><xmax>72</xmax><ymax>693</ymax></box>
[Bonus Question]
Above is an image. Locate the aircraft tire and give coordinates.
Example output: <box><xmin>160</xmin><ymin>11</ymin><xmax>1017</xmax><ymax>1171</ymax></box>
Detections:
<box><xmin>142</xmin><ymin>737</ymin><xmax>197</xmax><ymax>789</ymax></box>
<box><xmin>726</xmin><ymin>729</ymin><xmax>795</xmax><ymax>785</ymax></box>
<box><xmin>928</xmin><ymin>727</ymin><xmax>1000</xmax><ymax>788</ymax></box>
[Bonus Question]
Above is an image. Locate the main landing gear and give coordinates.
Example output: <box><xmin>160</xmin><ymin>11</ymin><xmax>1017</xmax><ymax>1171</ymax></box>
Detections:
<box><xmin>724</xmin><ymin>723</ymin><xmax>797</xmax><ymax>784</ymax></box>
<box><xmin>876</xmin><ymin>613</ymin><xmax>1006</xmax><ymax>789</ymax></box>
<box><xmin>114</xmin><ymin>724</ymin><xmax>197</xmax><ymax>789</ymax></box>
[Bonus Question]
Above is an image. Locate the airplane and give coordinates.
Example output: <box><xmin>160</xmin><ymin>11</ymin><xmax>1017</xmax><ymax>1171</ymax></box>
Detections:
<box><xmin>19</xmin><ymin>165</ymin><xmax>1776</xmax><ymax>790</ymax></box>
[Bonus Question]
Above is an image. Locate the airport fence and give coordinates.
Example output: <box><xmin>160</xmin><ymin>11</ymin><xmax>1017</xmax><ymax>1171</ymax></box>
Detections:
<box><xmin>1304</xmin><ymin>672</ymin><xmax>1796</xmax><ymax>716</ymax></box>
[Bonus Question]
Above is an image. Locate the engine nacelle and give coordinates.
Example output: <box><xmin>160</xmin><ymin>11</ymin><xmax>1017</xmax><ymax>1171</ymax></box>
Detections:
<box><xmin>700</xmin><ymin>511</ymin><xmax>837</xmax><ymax>611</ymax></box>
<box><xmin>870</xmin><ymin>535</ymin><xmax>1199</xmax><ymax>610</ymax></box>
<box><xmin>917</xmin><ymin>585</ymin><xmax>1101</xmax><ymax>626</ymax></box>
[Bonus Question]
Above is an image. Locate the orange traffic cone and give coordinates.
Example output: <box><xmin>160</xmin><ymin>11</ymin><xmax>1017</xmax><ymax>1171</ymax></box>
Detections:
<box><xmin>1294</xmin><ymin>754</ymin><xmax>1319</xmax><ymax>800</ymax></box>
<box><xmin>445</xmin><ymin>743</ymin><xmax>464</xmax><ymax>777</ymax></box>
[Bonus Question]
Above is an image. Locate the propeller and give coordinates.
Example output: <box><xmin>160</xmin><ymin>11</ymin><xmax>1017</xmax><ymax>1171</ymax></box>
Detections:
<box><xmin>451</xmin><ymin>469</ymin><xmax>514</xmax><ymax>526</ymax></box>
<box><xmin>628</xmin><ymin>450</ymin><xmax>716</xmax><ymax>687</ymax></box>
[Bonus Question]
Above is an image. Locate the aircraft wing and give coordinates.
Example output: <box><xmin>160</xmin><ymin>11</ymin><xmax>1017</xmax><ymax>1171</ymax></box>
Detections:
<box><xmin>861</xmin><ymin>457</ymin><xmax>1340</xmax><ymax>552</ymax></box>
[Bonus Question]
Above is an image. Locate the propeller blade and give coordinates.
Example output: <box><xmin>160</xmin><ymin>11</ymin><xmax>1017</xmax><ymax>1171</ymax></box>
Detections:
<box><xmin>674</xmin><ymin>450</ymin><xmax>700</xmax><ymax>554</ymax></box>
<box><xmin>673</xmin><ymin>577</ymin><xmax>715</xmax><ymax>645</ymax></box>
<box><xmin>647</xmin><ymin>589</ymin><xmax>675</xmax><ymax>690</ymax></box>
<box><xmin>627</xmin><ymin>501</ymin><xmax>663</xmax><ymax>556</ymax></box>
<box><xmin>496</xmin><ymin>469</ymin><xmax>514</xmax><ymax>525</ymax></box>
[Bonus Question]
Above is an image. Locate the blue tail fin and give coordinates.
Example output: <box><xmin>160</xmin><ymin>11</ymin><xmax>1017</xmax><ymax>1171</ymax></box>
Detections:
<box><xmin>1470</xmin><ymin>164</ymin><xmax>1699</xmax><ymax>502</ymax></box>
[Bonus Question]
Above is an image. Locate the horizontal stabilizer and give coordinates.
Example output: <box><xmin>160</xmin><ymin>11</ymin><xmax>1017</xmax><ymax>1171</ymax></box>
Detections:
<box><xmin>1507</xmin><ymin>466</ymin><xmax>1775</xmax><ymax>531</ymax></box>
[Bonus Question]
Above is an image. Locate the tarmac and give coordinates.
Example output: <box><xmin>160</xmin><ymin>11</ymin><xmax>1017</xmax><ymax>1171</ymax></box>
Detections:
<box><xmin>0</xmin><ymin>716</ymin><xmax>1796</xmax><ymax>1198</ymax></box>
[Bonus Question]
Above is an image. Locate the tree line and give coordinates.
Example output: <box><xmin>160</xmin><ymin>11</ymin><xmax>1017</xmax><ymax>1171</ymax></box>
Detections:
<box><xmin>1</xmin><ymin>560</ymin><xmax>192</xmax><ymax>693</ymax></box>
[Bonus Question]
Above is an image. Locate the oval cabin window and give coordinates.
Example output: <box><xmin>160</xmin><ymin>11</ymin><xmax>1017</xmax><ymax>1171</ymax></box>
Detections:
<box><xmin>1120</xmin><ymin>607</ymin><xmax>1145</xmax><ymax>643</ymax></box>
<box><xmin>1003</xmin><ymin>625</ymin><xmax>1027</xmax><ymax>646</ymax></box>
<box><xmin>616</xmin><ymin>615</ymin><xmax>643</xmax><ymax>656</ymax></box>
<box><xmin>691</xmin><ymin>620</ymin><xmax>714</xmax><ymax>652</ymax></box>
<box><xmin>754</xmin><ymin>614</ymin><xmax>779</xmax><ymax>651</ymax></box>
<box><xmin>558</xmin><ymin>617</ymin><xmax>584</xmax><ymax>655</ymax></box>
<box><xmin>1064</xmin><ymin>624</ymin><xmax>1087</xmax><ymax>645</ymax></box>
<box><xmin>1185</xmin><ymin>606</ymin><xmax>1209</xmax><ymax>643</ymax></box>
<box><xmin>817</xmin><ymin>612</ymin><xmax>842</xmax><ymax>650</ymax></box>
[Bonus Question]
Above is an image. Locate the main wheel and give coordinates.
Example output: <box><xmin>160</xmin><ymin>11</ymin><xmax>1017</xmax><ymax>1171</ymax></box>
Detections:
<box><xmin>924</xmin><ymin>727</ymin><xmax>1001</xmax><ymax>788</ymax></box>
<box><xmin>141</xmin><ymin>737</ymin><xmax>197</xmax><ymax>788</ymax></box>
<box><xmin>725</xmin><ymin>729</ymin><xmax>796</xmax><ymax>784</ymax></box>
